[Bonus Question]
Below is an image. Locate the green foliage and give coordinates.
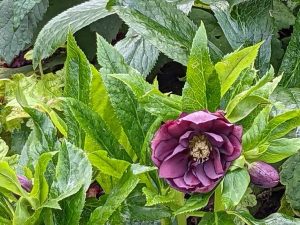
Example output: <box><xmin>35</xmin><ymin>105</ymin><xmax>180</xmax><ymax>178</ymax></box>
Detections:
<box><xmin>280</xmin><ymin>151</ymin><xmax>300</xmax><ymax>211</ymax></box>
<box><xmin>0</xmin><ymin>0</ymin><xmax>49</xmax><ymax>63</ymax></box>
<box><xmin>33</xmin><ymin>0</ymin><xmax>113</xmax><ymax>68</ymax></box>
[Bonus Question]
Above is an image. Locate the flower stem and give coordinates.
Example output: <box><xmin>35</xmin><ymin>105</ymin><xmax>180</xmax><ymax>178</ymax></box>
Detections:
<box><xmin>161</xmin><ymin>218</ymin><xmax>172</xmax><ymax>225</ymax></box>
<box><xmin>176</xmin><ymin>214</ymin><xmax>187</xmax><ymax>225</ymax></box>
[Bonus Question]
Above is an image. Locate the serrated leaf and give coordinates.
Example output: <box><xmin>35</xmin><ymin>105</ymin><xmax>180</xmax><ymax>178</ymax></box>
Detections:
<box><xmin>216</xmin><ymin>43</ymin><xmax>261</xmax><ymax>97</ymax></box>
<box><xmin>108</xmin><ymin>73</ymin><xmax>182</xmax><ymax>120</ymax></box>
<box><xmin>33</xmin><ymin>0</ymin><xmax>113</xmax><ymax>68</ymax></box>
<box><xmin>280</xmin><ymin>151</ymin><xmax>300</xmax><ymax>211</ymax></box>
<box><xmin>182</xmin><ymin>22</ymin><xmax>213</xmax><ymax>112</ymax></box>
<box><xmin>0</xmin><ymin>0</ymin><xmax>49</xmax><ymax>63</ymax></box>
<box><xmin>271</xmin><ymin>87</ymin><xmax>300</xmax><ymax>115</ymax></box>
<box><xmin>0</xmin><ymin>161</ymin><xmax>28</xmax><ymax>197</ymax></box>
<box><xmin>174</xmin><ymin>193</ymin><xmax>212</xmax><ymax>216</ymax></box>
<box><xmin>211</xmin><ymin>0</ymin><xmax>273</xmax><ymax>75</ymax></box>
<box><xmin>65</xmin><ymin>98</ymin><xmax>131</xmax><ymax>161</ymax></box>
<box><xmin>88</xmin><ymin>66</ymin><xmax>133</xmax><ymax>158</ymax></box>
<box><xmin>97</xmin><ymin>35</ymin><xmax>158</xmax><ymax>157</ymax></box>
<box><xmin>88</xmin><ymin>150</ymin><xmax>130</xmax><ymax>178</ymax></box>
<box><xmin>45</xmin><ymin>140</ymin><xmax>92</xmax><ymax>209</ymax></box>
<box><xmin>88</xmin><ymin>169</ymin><xmax>140</xmax><ymax>225</ymax></box>
<box><xmin>257</xmin><ymin>138</ymin><xmax>300</xmax><ymax>163</ymax></box>
<box><xmin>17</xmin><ymin>108</ymin><xmax>57</xmax><ymax>174</ymax></box>
<box><xmin>199</xmin><ymin>212</ymin><xmax>236</xmax><ymax>225</ymax></box>
<box><xmin>229</xmin><ymin>211</ymin><xmax>300</xmax><ymax>225</ymax></box>
<box><xmin>30</xmin><ymin>152</ymin><xmax>55</xmax><ymax>207</ymax></box>
<box><xmin>221</xmin><ymin>168</ymin><xmax>250</xmax><ymax>210</ymax></box>
<box><xmin>64</xmin><ymin>32</ymin><xmax>92</xmax><ymax>103</ymax></box>
<box><xmin>279</xmin><ymin>12</ymin><xmax>300</xmax><ymax>88</ymax></box>
<box><xmin>142</xmin><ymin>187</ymin><xmax>178</xmax><ymax>206</ymax></box>
<box><xmin>115</xmin><ymin>29</ymin><xmax>159</xmax><ymax>77</ymax></box>
<box><xmin>110</xmin><ymin>0</ymin><xmax>196</xmax><ymax>65</ymax></box>
<box><xmin>0</xmin><ymin>138</ymin><xmax>8</xmax><ymax>160</ymax></box>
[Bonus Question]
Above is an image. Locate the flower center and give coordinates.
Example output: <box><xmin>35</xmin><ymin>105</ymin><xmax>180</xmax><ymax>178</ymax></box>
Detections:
<box><xmin>189</xmin><ymin>135</ymin><xmax>212</xmax><ymax>162</ymax></box>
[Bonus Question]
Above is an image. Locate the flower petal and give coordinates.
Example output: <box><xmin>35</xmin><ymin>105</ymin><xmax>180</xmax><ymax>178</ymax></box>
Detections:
<box><xmin>151</xmin><ymin>123</ymin><xmax>173</xmax><ymax>149</ymax></box>
<box><xmin>167</xmin><ymin>121</ymin><xmax>190</xmax><ymax>138</ymax></box>
<box><xmin>219</xmin><ymin>135</ymin><xmax>234</xmax><ymax>155</ymax></box>
<box><xmin>204</xmin><ymin>132</ymin><xmax>223</xmax><ymax>147</ymax></box>
<box><xmin>180</xmin><ymin>111</ymin><xmax>219</xmax><ymax>125</ymax></box>
<box><xmin>204</xmin><ymin>160</ymin><xmax>223</xmax><ymax>180</ymax></box>
<box><xmin>224</xmin><ymin>135</ymin><xmax>242</xmax><ymax>161</ymax></box>
<box><xmin>184</xmin><ymin>169</ymin><xmax>200</xmax><ymax>186</ymax></box>
<box><xmin>179</xmin><ymin>131</ymin><xmax>195</xmax><ymax>147</ymax></box>
<box><xmin>212</xmin><ymin>120</ymin><xmax>233</xmax><ymax>135</ymax></box>
<box><xmin>193</xmin><ymin>164</ymin><xmax>212</xmax><ymax>186</ymax></box>
<box><xmin>194</xmin><ymin>182</ymin><xmax>219</xmax><ymax>193</ymax></box>
<box><xmin>212</xmin><ymin>149</ymin><xmax>224</xmax><ymax>174</ymax></box>
<box><xmin>153</xmin><ymin>138</ymin><xmax>178</xmax><ymax>162</ymax></box>
<box><xmin>232</xmin><ymin>125</ymin><xmax>243</xmax><ymax>141</ymax></box>
<box><xmin>159</xmin><ymin>153</ymin><xmax>189</xmax><ymax>178</ymax></box>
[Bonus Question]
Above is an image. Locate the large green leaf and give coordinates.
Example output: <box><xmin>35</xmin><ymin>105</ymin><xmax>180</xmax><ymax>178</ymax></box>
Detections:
<box><xmin>279</xmin><ymin>12</ymin><xmax>300</xmax><ymax>88</ymax></box>
<box><xmin>109</xmin><ymin>0</ymin><xmax>197</xmax><ymax>65</ymax></box>
<box><xmin>182</xmin><ymin>22</ymin><xmax>213</xmax><ymax>112</ymax></box>
<box><xmin>221</xmin><ymin>168</ymin><xmax>250</xmax><ymax>210</ymax></box>
<box><xmin>88</xmin><ymin>150</ymin><xmax>130</xmax><ymax>178</ymax></box>
<box><xmin>17</xmin><ymin>108</ymin><xmax>57</xmax><ymax>174</ymax></box>
<box><xmin>33</xmin><ymin>0</ymin><xmax>113</xmax><ymax>68</ymax></box>
<box><xmin>115</xmin><ymin>29</ymin><xmax>159</xmax><ymax>77</ymax></box>
<box><xmin>199</xmin><ymin>212</ymin><xmax>236</xmax><ymax>225</ymax></box>
<box><xmin>174</xmin><ymin>193</ymin><xmax>212</xmax><ymax>216</ymax></box>
<box><xmin>88</xmin><ymin>66</ymin><xmax>133</xmax><ymax>157</ymax></box>
<box><xmin>257</xmin><ymin>138</ymin><xmax>300</xmax><ymax>163</ymax></box>
<box><xmin>0</xmin><ymin>139</ymin><xmax>8</xmax><ymax>160</ymax></box>
<box><xmin>211</xmin><ymin>0</ymin><xmax>273</xmax><ymax>74</ymax></box>
<box><xmin>216</xmin><ymin>43</ymin><xmax>261</xmax><ymax>97</ymax></box>
<box><xmin>0</xmin><ymin>0</ymin><xmax>49</xmax><ymax>63</ymax></box>
<box><xmin>280</xmin><ymin>151</ymin><xmax>300</xmax><ymax>211</ymax></box>
<box><xmin>45</xmin><ymin>140</ymin><xmax>92</xmax><ymax>209</ymax></box>
<box><xmin>65</xmin><ymin>98</ymin><xmax>131</xmax><ymax>161</ymax></box>
<box><xmin>271</xmin><ymin>87</ymin><xmax>300</xmax><ymax>115</ymax></box>
<box><xmin>0</xmin><ymin>161</ymin><xmax>28</xmax><ymax>197</ymax></box>
<box><xmin>229</xmin><ymin>211</ymin><xmax>300</xmax><ymax>225</ymax></box>
<box><xmin>97</xmin><ymin>35</ymin><xmax>157</xmax><ymax>157</ymax></box>
<box><xmin>64</xmin><ymin>32</ymin><xmax>91</xmax><ymax>103</ymax></box>
<box><xmin>88</xmin><ymin>169</ymin><xmax>140</xmax><ymax>225</ymax></box>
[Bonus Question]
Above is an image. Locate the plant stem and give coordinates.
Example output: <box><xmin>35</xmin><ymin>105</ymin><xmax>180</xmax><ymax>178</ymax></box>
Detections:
<box><xmin>39</xmin><ymin>61</ymin><xmax>44</xmax><ymax>76</ymax></box>
<box><xmin>176</xmin><ymin>214</ymin><xmax>187</xmax><ymax>225</ymax></box>
<box><xmin>161</xmin><ymin>218</ymin><xmax>172</xmax><ymax>225</ymax></box>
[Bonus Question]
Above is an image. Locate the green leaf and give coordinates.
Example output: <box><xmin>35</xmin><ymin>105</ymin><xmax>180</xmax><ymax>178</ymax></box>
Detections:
<box><xmin>115</xmin><ymin>29</ymin><xmax>159</xmax><ymax>77</ymax></box>
<box><xmin>64</xmin><ymin>32</ymin><xmax>92</xmax><ymax>103</ymax></box>
<box><xmin>88</xmin><ymin>169</ymin><xmax>140</xmax><ymax>225</ymax></box>
<box><xmin>271</xmin><ymin>87</ymin><xmax>300</xmax><ymax>115</ymax></box>
<box><xmin>0</xmin><ymin>138</ymin><xmax>9</xmax><ymax>160</ymax></box>
<box><xmin>257</xmin><ymin>138</ymin><xmax>300</xmax><ymax>163</ymax></box>
<box><xmin>65</xmin><ymin>98</ymin><xmax>130</xmax><ymax>161</ymax></box>
<box><xmin>199</xmin><ymin>212</ymin><xmax>236</xmax><ymax>225</ymax></box>
<box><xmin>88</xmin><ymin>66</ymin><xmax>133</xmax><ymax>158</ymax></box>
<box><xmin>17</xmin><ymin>108</ymin><xmax>57</xmax><ymax>174</ymax></box>
<box><xmin>109</xmin><ymin>0</ymin><xmax>197</xmax><ymax>65</ymax></box>
<box><xmin>221</xmin><ymin>168</ymin><xmax>250</xmax><ymax>210</ymax></box>
<box><xmin>30</xmin><ymin>152</ymin><xmax>55</xmax><ymax>207</ymax></box>
<box><xmin>88</xmin><ymin>150</ymin><xmax>130</xmax><ymax>178</ymax></box>
<box><xmin>229</xmin><ymin>211</ymin><xmax>300</xmax><ymax>225</ymax></box>
<box><xmin>167</xmin><ymin>0</ymin><xmax>194</xmax><ymax>14</ymax></box>
<box><xmin>0</xmin><ymin>0</ymin><xmax>49</xmax><ymax>63</ymax></box>
<box><xmin>142</xmin><ymin>187</ymin><xmax>178</xmax><ymax>207</ymax></box>
<box><xmin>174</xmin><ymin>193</ymin><xmax>212</xmax><ymax>216</ymax></box>
<box><xmin>108</xmin><ymin>73</ymin><xmax>182</xmax><ymax>120</ymax></box>
<box><xmin>280</xmin><ymin>151</ymin><xmax>300</xmax><ymax>211</ymax></box>
<box><xmin>279</xmin><ymin>12</ymin><xmax>300</xmax><ymax>88</ymax></box>
<box><xmin>211</xmin><ymin>0</ymin><xmax>273</xmax><ymax>75</ymax></box>
<box><xmin>182</xmin><ymin>22</ymin><xmax>213</xmax><ymax>112</ymax></box>
<box><xmin>97</xmin><ymin>35</ymin><xmax>160</xmax><ymax>157</ymax></box>
<box><xmin>216</xmin><ymin>42</ymin><xmax>262</xmax><ymax>97</ymax></box>
<box><xmin>45</xmin><ymin>140</ymin><xmax>92</xmax><ymax>209</ymax></box>
<box><xmin>33</xmin><ymin>0</ymin><xmax>113</xmax><ymax>68</ymax></box>
<box><xmin>0</xmin><ymin>161</ymin><xmax>28</xmax><ymax>197</ymax></box>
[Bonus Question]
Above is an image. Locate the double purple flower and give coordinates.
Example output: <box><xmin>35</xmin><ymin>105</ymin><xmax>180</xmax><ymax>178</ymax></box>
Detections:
<box><xmin>151</xmin><ymin>110</ymin><xmax>242</xmax><ymax>193</ymax></box>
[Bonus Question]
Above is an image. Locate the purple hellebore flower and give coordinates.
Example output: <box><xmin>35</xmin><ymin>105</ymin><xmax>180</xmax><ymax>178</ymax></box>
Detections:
<box><xmin>248</xmin><ymin>161</ymin><xmax>279</xmax><ymax>188</ymax></box>
<box><xmin>17</xmin><ymin>175</ymin><xmax>32</xmax><ymax>192</ymax></box>
<box><xmin>151</xmin><ymin>110</ymin><xmax>242</xmax><ymax>193</ymax></box>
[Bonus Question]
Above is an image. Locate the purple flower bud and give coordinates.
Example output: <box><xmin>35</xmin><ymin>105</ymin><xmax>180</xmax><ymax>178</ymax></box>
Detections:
<box><xmin>248</xmin><ymin>161</ymin><xmax>279</xmax><ymax>188</ymax></box>
<box><xmin>86</xmin><ymin>182</ymin><xmax>103</xmax><ymax>198</ymax></box>
<box><xmin>151</xmin><ymin>110</ymin><xmax>242</xmax><ymax>193</ymax></box>
<box><xmin>17</xmin><ymin>175</ymin><xmax>32</xmax><ymax>192</ymax></box>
